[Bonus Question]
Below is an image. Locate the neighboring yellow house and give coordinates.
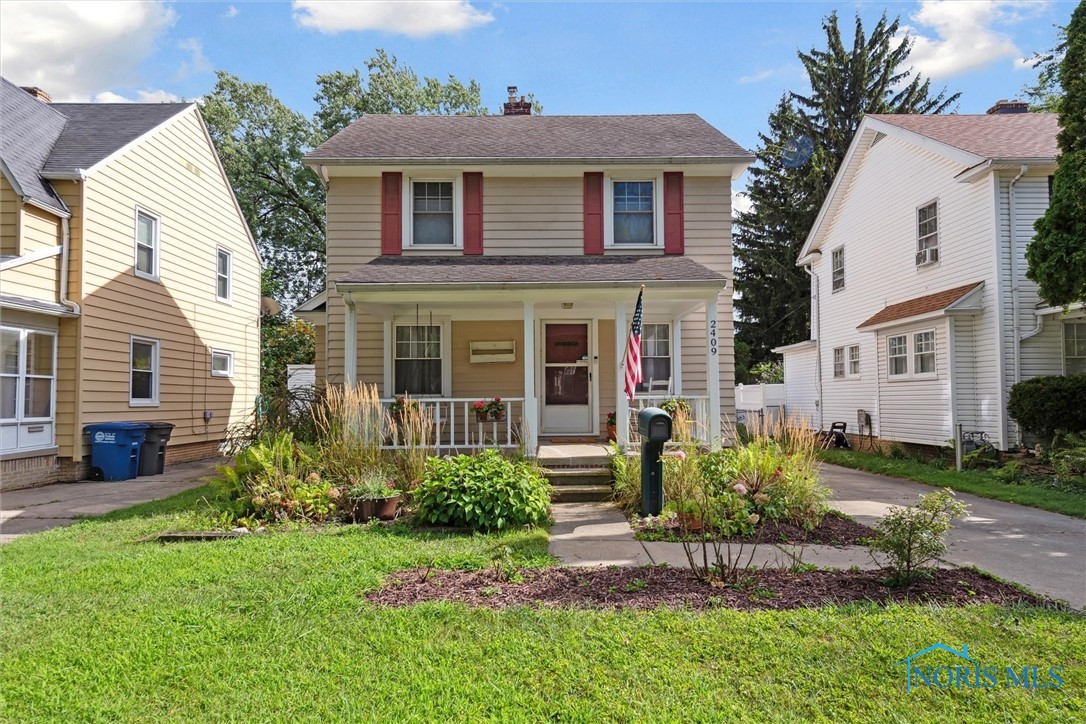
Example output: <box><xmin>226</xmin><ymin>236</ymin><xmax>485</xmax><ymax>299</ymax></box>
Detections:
<box><xmin>1</xmin><ymin>78</ymin><xmax>261</xmax><ymax>489</ymax></box>
<box><xmin>301</xmin><ymin>93</ymin><xmax>753</xmax><ymax>454</ymax></box>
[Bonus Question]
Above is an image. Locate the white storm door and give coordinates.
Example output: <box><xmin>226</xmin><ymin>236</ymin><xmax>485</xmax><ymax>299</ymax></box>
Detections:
<box><xmin>541</xmin><ymin>322</ymin><xmax>593</xmax><ymax>434</ymax></box>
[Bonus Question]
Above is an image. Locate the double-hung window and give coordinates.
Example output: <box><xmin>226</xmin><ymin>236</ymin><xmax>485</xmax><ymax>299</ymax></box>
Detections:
<box><xmin>613</xmin><ymin>181</ymin><xmax>655</xmax><ymax>245</ymax></box>
<box><xmin>913</xmin><ymin>331</ymin><xmax>936</xmax><ymax>374</ymax></box>
<box><xmin>888</xmin><ymin>336</ymin><xmax>909</xmax><ymax>377</ymax></box>
<box><xmin>1</xmin><ymin>327</ymin><xmax>56</xmax><ymax>423</ymax></box>
<box><xmin>130</xmin><ymin>337</ymin><xmax>159</xmax><ymax>406</ymax></box>
<box><xmin>638</xmin><ymin>323</ymin><xmax>671</xmax><ymax>393</ymax></box>
<box><xmin>831</xmin><ymin>247</ymin><xmax>845</xmax><ymax>292</ymax></box>
<box><xmin>135</xmin><ymin>209</ymin><xmax>160</xmax><ymax>279</ymax></box>
<box><xmin>411</xmin><ymin>181</ymin><xmax>455</xmax><ymax>246</ymax></box>
<box><xmin>888</xmin><ymin>330</ymin><xmax>936</xmax><ymax>379</ymax></box>
<box><xmin>916</xmin><ymin>201</ymin><xmax>939</xmax><ymax>266</ymax></box>
<box><xmin>848</xmin><ymin>345</ymin><xmax>861</xmax><ymax>376</ymax></box>
<box><xmin>394</xmin><ymin>325</ymin><xmax>442</xmax><ymax>396</ymax></box>
<box><xmin>833</xmin><ymin>347</ymin><xmax>846</xmax><ymax>379</ymax></box>
<box><xmin>216</xmin><ymin>248</ymin><xmax>232</xmax><ymax>302</ymax></box>
<box><xmin>1065</xmin><ymin>322</ymin><xmax>1086</xmax><ymax>374</ymax></box>
<box><xmin>834</xmin><ymin>345</ymin><xmax>861</xmax><ymax>379</ymax></box>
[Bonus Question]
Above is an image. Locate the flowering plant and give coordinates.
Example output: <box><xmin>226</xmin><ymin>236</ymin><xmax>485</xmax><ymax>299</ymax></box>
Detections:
<box><xmin>389</xmin><ymin>396</ymin><xmax>420</xmax><ymax>414</ymax></box>
<box><xmin>479</xmin><ymin>397</ymin><xmax>505</xmax><ymax>417</ymax></box>
<box><xmin>606</xmin><ymin>411</ymin><xmax>617</xmax><ymax>426</ymax></box>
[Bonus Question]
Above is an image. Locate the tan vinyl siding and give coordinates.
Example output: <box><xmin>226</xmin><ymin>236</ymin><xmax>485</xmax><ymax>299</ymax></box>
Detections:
<box><xmin>76</xmin><ymin>108</ymin><xmax>260</xmax><ymax>454</ymax></box>
<box><xmin>313</xmin><ymin>323</ymin><xmax>327</xmax><ymax>389</ymax></box>
<box><xmin>55</xmin><ymin>317</ymin><xmax>80</xmax><ymax>457</ymax></box>
<box><xmin>450</xmin><ymin>321</ymin><xmax>524</xmax><ymax>398</ymax></box>
<box><xmin>1</xmin><ymin>174</ymin><xmax>17</xmax><ymax>255</ymax></box>
<box><xmin>0</xmin><ymin>203</ymin><xmax>62</xmax><ymax>303</ymax></box>
<box><xmin>482</xmin><ymin>177</ymin><xmax>583</xmax><ymax>256</ymax></box>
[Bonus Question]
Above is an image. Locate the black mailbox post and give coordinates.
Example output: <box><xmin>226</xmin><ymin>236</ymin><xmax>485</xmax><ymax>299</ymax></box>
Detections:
<box><xmin>637</xmin><ymin>407</ymin><xmax>672</xmax><ymax>516</ymax></box>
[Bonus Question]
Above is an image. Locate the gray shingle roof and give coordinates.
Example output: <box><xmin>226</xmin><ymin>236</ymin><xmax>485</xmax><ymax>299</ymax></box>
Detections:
<box><xmin>0</xmin><ymin>77</ymin><xmax>69</xmax><ymax>214</ymax></box>
<box><xmin>868</xmin><ymin>113</ymin><xmax>1059</xmax><ymax>160</ymax></box>
<box><xmin>45</xmin><ymin>102</ymin><xmax>191</xmax><ymax>176</ymax></box>
<box><xmin>337</xmin><ymin>255</ymin><xmax>727</xmax><ymax>287</ymax></box>
<box><xmin>308</xmin><ymin>114</ymin><xmax>752</xmax><ymax>163</ymax></box>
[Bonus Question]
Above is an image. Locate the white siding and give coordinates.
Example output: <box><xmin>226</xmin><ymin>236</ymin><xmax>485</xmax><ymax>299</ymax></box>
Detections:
<box><xmin>876</xmin><ymin>321</ymin><xmax>950</xmax><ymax>445</ymax></box>
<box><xmin>781</xmin><ymin>347</ymin><xmax>818</xmax><ymax>427</ymax></box>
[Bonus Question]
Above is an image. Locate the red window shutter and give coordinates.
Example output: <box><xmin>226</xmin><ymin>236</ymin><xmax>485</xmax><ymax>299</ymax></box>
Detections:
<box><xmin>381</xmin><ymin>172</ymin><xmax>402</xmax><ymax>255</ymax></box>
<box><xmin>663</xmin><ymin>171</ymin><xmax>684</xmax><ymax>255</ymax></box>
<box><xmin>463</xmin><ymin>172</ymin><xmax>484</xmax><ymax>255</ymax></box>
<box><xmin>583</xmin><ymin>172</ymin><xmax>604</xmax><ymax>255</ymax></box>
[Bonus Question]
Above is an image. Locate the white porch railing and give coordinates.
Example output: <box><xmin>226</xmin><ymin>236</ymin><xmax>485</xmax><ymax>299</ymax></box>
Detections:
<box><xmin>379</xmin><ymin>397</ymin><xmax>523</xmax><ymax>451</ymax></box>
<box><xmin>626</xmin><ymin>395</ymin><xmax>711</xmax><ymax>445</ymax></box>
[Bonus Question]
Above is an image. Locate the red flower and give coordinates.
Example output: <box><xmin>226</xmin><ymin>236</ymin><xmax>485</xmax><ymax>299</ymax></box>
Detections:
<box><xmin>474</xmin><ymin>401</ymin><xmax>485</xmax><ymax>409</ymax></box>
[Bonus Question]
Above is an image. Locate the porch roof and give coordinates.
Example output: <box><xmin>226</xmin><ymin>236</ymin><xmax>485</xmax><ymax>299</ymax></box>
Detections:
<box><xmin>336</xmin><ymin>255</ymin><xmax>727</xmax><ymax>291</ymax></box>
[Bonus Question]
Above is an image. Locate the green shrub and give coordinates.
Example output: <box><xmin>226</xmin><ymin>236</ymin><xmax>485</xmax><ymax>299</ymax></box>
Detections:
<box><xmin>1050</xmin><ymin>435</ymin><xmax>1086</xmax><ymax>491</ymax></box>
<box><xmin>610</xmin><ymin>444</ymin><xmax>642</xmax><ymax>513</ymax></box>
<box><xmin>1008</xmin><ymin>374</ymin><xmax>1086</xmax><ymax>444</ymax></box>
<box><xmin>415</xmin><ymin>449</ymin><xmax>551</xmax><ymax>531</ymax></box>
<box><xmin>867</xmin><ymin>488</ymin><xmax>967</xmax><ymax>585</ymax></box>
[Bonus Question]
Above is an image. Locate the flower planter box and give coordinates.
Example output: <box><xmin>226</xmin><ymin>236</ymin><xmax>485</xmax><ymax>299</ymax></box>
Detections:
<box><xmin>351</xmin><ymin>496</ymin><xmax>400</xmax><ymax>523</ymax></box>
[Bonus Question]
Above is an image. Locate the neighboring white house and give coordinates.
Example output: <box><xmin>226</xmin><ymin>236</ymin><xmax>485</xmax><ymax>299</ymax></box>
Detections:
<box><xmin>776</xmin><ymin>103</ymin><xmax>1082</xmax><ymax>450</ymax></box>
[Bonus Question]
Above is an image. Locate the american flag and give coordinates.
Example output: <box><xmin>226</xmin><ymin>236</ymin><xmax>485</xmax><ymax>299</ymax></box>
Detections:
<box><xmin>623</xmin><ymin>287</ymin><xmax>644</xmax><ymax>400</ymax></box>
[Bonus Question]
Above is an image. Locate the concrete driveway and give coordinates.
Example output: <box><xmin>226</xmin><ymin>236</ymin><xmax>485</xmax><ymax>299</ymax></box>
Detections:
<box><xmin>821</xmin><ymin>463</ymin><xmax>1086</xmax><ymax>609</ymax></box>
<box><xmin>0</xmin><ymin>459</ymin><xmax>218</xmax><ymax>544</ymax></box>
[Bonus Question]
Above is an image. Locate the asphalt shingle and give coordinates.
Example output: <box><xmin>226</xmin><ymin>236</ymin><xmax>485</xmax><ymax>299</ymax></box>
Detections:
<box><xmin>0</xmin><ymin>78</ymin><xmax>69</xmax><ymax>214</ymax></box>
<box><xmin>857</xmin><ymin>282</ymin><xmax>983</xmax><ymax>329</ymax></box>
<box><xmin>44</xmin><ymin>102</ymin><xmax>192</xmax><ymax>175</ymax></box>
<box><xmin>868</xmin><ymin>113</ymin><xmax>1059</xmax><ymax>160</ymax></box>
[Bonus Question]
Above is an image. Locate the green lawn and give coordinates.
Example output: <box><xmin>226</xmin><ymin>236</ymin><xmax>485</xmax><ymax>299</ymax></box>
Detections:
<box><xmin>2</xmin><ymin>489</ymin><xmax>1083</xmax><ymax>721</ymax></box>
<box><xmin>819</xmin><ymin>449</ymin><xmax>1086</xmax><ymax>519</ymax></box>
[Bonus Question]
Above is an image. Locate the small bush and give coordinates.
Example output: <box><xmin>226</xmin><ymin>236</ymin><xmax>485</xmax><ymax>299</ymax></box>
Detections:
<box><xmin>1050</xmin><ymin>434</ymin><xmax>1086</xmax><ymax>492</ymax></box>
<box><xmin>867</xmin><ymin>488</ymin><xmax>967</xmax><ymax>585</ymax></box>
<box><xmin>610</xmin><ymin>444</ymin><xmax>642</xmax><ymax>513</ymax></box>
<box><xmin>415</xmin><ymin>449</ymin><xmax>551</xmax><ymax>531</ymax></box>
<box><xmin>1008</xmin><ymin>374</ymin><xmax>1086</xmax><ymax>445</ymax></box>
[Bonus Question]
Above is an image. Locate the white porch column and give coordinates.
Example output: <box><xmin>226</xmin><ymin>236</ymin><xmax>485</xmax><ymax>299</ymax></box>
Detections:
<box><xmin>705</xmin><ymin>296</ymin><xmax>722</xmax><ymax>448</ymax></box>
<box><xmin>522</xmin><ymin>302</ymin><xmax>539</xmax><ymax>456</ymax></box>
<box><xmin>344</xmin><ymin>292</ymin><xmax>357</xmax><ymax>386</ymax></box>
<box><xmin>615</xmin><ymin>301</ymin><xmax>630</xmax><ymax>448</ymax></box>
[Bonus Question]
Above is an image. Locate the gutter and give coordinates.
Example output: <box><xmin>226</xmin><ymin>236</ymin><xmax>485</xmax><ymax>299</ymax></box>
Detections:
<box><xmin>335</xmin><ymin>278</ymin><xmax>727</xmax><ymax>294</ymax></box>
<box><xmin>303</xmin><ymin>155</ymin><xmax>755</xmax><ymax>167</ymax></box>
<box><xmin>59</xmin><ymin>216</ymin><xmax>80</xmax><ymax>316</ymax></box>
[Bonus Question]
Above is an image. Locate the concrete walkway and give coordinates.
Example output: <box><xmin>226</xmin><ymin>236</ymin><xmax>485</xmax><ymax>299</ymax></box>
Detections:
<box><xmin>821</xmin><ymin>463</ymin><xmax>1086</xmax><ymax>609</ymax></box>
<box><xmin>0</xmin><ymin>459</ymin><xmax>218</xmax><ymax>544</ymax></box>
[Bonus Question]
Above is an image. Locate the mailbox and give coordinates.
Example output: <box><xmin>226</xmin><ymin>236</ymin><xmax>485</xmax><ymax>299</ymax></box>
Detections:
<box><xmin>638</xmin><ymin>407</ymin><xmax>672</xmax><ymax>442</ymax></box>
<box><xmin>637</xmin><ymin>407</ymin><xmax>672</xmax><ymax>517</ymax></box>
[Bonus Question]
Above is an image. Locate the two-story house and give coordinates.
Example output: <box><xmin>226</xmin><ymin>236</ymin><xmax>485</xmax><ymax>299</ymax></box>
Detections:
<box><xmin>776</xmin><ymin>103</ymin><xmax>1079</xmax><ymax>451</ymax></box>
<box><xmin>1</xmin><ymin>78</ymin><xmax>261</xmax><ymax>489</ymax></box>
<box><xmin>302</xmin><ymin>95</ymin><xmax>752</xmax><ymax>453</ymax></box>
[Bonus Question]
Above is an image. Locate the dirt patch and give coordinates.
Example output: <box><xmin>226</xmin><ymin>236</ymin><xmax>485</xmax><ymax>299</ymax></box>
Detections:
<box><xmin>367</xmin><ymin>566</ymin><xmax>1042</xmax><ymax>612</ymax></box>
<box><xmin>634</xmin><ymin>511</ymin><xmax>875</xmax><ymax>546</ymax></box>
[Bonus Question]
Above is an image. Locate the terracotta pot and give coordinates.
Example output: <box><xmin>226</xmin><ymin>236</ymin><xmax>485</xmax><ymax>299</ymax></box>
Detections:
<box><xmin>374</xmin><ymin>495</ymin><xmax>400</xmax><ymax>521</ymax></box>
<box><xmin>491</xmin><ymin>410</ymin><xmax>506</xmax><ymax>421</ymax></box>
<box><xmin>678</xmin><ymin>512</ymin><xmax>704</xmax><ymax>532</ymax></box>
<box><xmin>351</xmin><ymin>499</ymin><xmax>377</xmax><ymax>523</ymax></box>
<box><xmin>475</xmin><ymin>410</ymin><xmax>489</xmax><ymax>422</ymax></box>
<box><xmin>606</xmin><ymin>424</ymin><xmax>617</xmax><ymax>442</ymax></box>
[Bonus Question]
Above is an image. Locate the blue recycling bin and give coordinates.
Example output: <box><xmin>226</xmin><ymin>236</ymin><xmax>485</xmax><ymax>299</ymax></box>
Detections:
<box><xmin>84</xmin><ymin>422</ymin><xmax>150</xmax><ymax>481</ymax></box>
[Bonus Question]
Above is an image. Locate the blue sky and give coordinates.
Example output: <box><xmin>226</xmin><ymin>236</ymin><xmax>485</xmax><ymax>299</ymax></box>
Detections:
<box><xmin>0</xmin><ymin>0</ymin><xmax>1073</xmax><ymax>201</ymax></box>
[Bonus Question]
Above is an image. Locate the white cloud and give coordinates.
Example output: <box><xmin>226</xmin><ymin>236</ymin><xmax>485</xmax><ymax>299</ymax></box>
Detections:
<box><xmin>731</xmin><ymin>187</ymin><xmax>752</xmax><ymax>218</ymax></box>
<box><xmin>292</xmin><ymin>0</ymin><xmax>494</xmax><ymax>38</ymax></box>
<box><xmin>0</xmin><ymin>0</ymin><xmax>176</xmax><ymax>101</ymax></box>
<box><xmin>900</xmin><ymin>1</ymin><xmax>1044</xmax><ymax>79</ymax></box>
<box><xmin>94</xmin><ymin>89</ymin><xmax>181</xmax><ymax>103</ymax></box>
<box><xmin>738</xmin><ymin>70</ymin><xmax>773</xmax><ymax>85</ymax></box>
<box><xmin>175</xmin><ymin>37</ymin><xmax>212</xmax><ymax>80</ymax></box>
<box><xmin>224</xmin><ymin>5</ymin><xmax>239</xmax><ymax>19</ymax></box>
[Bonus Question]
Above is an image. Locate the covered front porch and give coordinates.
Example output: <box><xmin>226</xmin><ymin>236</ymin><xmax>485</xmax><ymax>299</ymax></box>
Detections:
<box><xmin>335</xmin><ymin>256</ymin><xmax>728</xmax><ymax>455</ymax></box>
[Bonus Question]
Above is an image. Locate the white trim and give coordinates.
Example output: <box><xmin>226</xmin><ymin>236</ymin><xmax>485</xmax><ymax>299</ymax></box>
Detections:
<box><xmin>133</xmin><ymin>207</ymin><xmax>161</xmax><ymax>281</ymax></box>
<box><xmin>210</xmin><ymin>349</ymin><xmax>234</xmax><ymax>378</ymax></box>
<box><xmin>402</xmin><ymin>174</ymin><xmax>463</xmax><ymax>250</ymax></box>
<box><xmin>128</xmin><ymin>335</ymin><xmax>160</xmax><ymax>407</ymax></box>
<box><xmin>296</xmin><ymin>289</ymin><xmax>328</xmax><ymax>312</ymax></box>
<box><xmin>387</xmin><ymin>317</ymin><xmax>452</xmax><ymax>397</ymax></box>
<box><xmin>672</xmin><ymin>318</ymin><xmax>683</xmax><ymax>395</ymax></box>
<box><xmin>614</xmin><ymin>302</ymin><xmax>629</xmax><ymax>448</ymax></box>
<box><xmin>830</xmin><ymin>246</ymin><xmax>845</xmax><ymax>292</ymax></box>
<box><xmin>772</xmin><ymin>339</ymin><xmax>817</xmax><ymax>354</ymax></box>
<box><xmin>215</xmin><ymin>247</ymin><xmax>232</xmax><ymax>303</ymax></box>
<box><xmin>1063</xmin><ymin>321</ymin><xmax>1086</xmax><ymax>376</ymax></box>
<box><xmin>885</xmin><ymin>328</ymin><xmax>938</xmax><ymax>382</ymax></box>
<box><xmin>522</xmin><ymin>302</ymin><xmax>538</xmax><ymax>454</ymax></box>
<box><xmin>0</xmin><ymin>327</ymin><xmax>58</xmax><ymax>443</ymax></box>
<box><xmin>539</xmin><ymin>319</ymin><xmax>597</xmax><ymax>435</ymax></box>
<box><xmin>603</xmin><ymin>173</ymin><xmax>665</xmax><ymax>249</ymax></box>
<box><xmin>706</xmin><ymin>297</ymin><xmax>722</xmax><ymax>447</ymax></box>
<box><xmin>0</xmin><ymin>245</ymin><xmax>62</xmax><ymax>272</ymax></box>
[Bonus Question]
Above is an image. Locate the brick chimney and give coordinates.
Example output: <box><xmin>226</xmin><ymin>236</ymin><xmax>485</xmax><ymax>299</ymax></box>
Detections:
<box><xmin>503</xmin><ymin>86</ymin><xmax>531</xmax><ymax>116</ymax></box>
<box><xmin>986</xmin><ymin>99</ymin><xmax>1029</xmax><ymax>115</ymax></box>
<box><xmin>20</xmin><ymin>86</ymin><xmax>52</xmax><ymax>103</ymax></box>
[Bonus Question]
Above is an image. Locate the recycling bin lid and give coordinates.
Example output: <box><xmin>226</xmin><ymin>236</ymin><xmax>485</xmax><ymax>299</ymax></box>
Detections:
<box><xmin>84</xmin><ymin>422</ymin><xmax>151</xmax><ymax>432</ymax></box>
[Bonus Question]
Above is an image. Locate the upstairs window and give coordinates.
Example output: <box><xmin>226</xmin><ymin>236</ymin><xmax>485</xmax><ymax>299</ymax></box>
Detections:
<box><xmin>831</xmin><ymin>247</ymin><xmax>845</xmax><ymax>292</ymax></box>
<box><xmin>411</xmin><ymin>181</ymin><xmax>455</xmax><ymax>246</ymax></box>
<box><xmin>135</xmin><ymin>209</ymin><xmax>160</xmax><ymax>279</ymax></box>
<box><xmin>613</xmin><ymin>181</ymin><xmax>655</xmax><ymax>245</ymax></box>
<box><xmin>916</xmin><ymin>201</ymin><xmax>939</xmax><ymax>266</ymax></box>
<box><xmin>1065</xmin><ymin>322</ymin><xmax>1086</xmax><ymax>374</ymax></box>
<box><xmin>216</xmin><ymin>248</ymin><xmax>232</xmax><ymax>302</ymax></box>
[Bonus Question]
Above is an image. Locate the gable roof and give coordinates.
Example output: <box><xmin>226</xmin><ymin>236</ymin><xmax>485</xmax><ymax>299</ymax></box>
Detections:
<box><xmin>307</xmin><ymin>114</ymin><xmax>753</xmax><ymax>165</ymax></box>
<box><xmin>857</xmin><ymin>282</ymin><xmax>983</xmax><ymax>329</ymax></box>
<box><xmin>799</xmin><ymin>112</ymin><xmax>1059</xmax><ymax>261</ymax></box>
<box><xmin>0</xmin><ymin>77</ymin><xmax>69</xmax><ymax>215</ymax></box>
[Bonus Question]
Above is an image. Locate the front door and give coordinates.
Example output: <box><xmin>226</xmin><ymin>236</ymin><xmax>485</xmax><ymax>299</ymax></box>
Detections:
<box><xmin>541</xmin><ymin>322</ymin><xmax>593</xmax><ymax>434</ymax></box>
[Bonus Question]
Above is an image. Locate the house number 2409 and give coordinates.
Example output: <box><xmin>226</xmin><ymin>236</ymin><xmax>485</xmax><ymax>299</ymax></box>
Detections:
<box><xmin>708</xmin><ymin>319</ymin><xmax>717</xmax><ymax>356</ymax></box>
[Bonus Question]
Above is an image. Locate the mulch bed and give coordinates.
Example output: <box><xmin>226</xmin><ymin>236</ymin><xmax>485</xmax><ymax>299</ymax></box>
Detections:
<box><xmin>367</xmin><ymin>566</ymin><xmax>1043</xmax><ymax>612</ymax></box>
<box><xmin>634</xmin><ymin>512</ymin><xmax>875</xmax><ymax>546</ymax></box>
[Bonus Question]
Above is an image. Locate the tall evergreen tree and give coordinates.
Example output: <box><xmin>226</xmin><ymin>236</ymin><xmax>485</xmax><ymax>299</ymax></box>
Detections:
<box><xmin>1028</xmin><ymin>0</ymin><xmax>1086</xmax><ymax>308</ymax></box>
<box><xmin>734</xmin><ymin>13</ymin><xmax>959</xmax><ymax>362</ymax></box>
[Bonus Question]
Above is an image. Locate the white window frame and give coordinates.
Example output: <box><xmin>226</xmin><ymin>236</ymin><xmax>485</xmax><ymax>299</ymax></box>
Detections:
<box><xmin>916</xmin><ymin>200</ymin><xmax>939</xmax><ymax>266</ymax></box>
<box><xmin>847</xmin><ymin>344</ymin><xmax>861</xmax><ymax>377</ymax></box>
<box><xmin>887</xmin><ymin>329</ymin><xmax>937</xmax><ymax>381</ymax></box>
<box><xmin>604</xmin><ymin>173</ymin><xmax>664</xmax><ymax>248</ymax></box>
<box><xmin>1</xmin><ymin>326</ymin><xmax>57</xmax><ymax>424</ymax></box>
<box><xmin>215</xmin><ymin>247</ymin><xmax>232</xmax><ymax>303</ymax></box>
<box><xmin>134</xmin><ymin>207</ymin><xmax>161</xmax><ymax>281</ymax></box>
<box><xmin>637</xmin><ymin>322</ymin><xmax>673</xmax><ymax>394</ymax></box>
<box><xmin>402</xmin><ymin>176</ymin><xmax>463</xmax><ymax>249</ymax></box>
<box><xmin>129</xmin><ymin>336</ymin><xmax>160</xmax><ymax>407</ymax></box>
<box><xmin>210</xmin><ymin>349</ymin><xmax>234</xmax><ymax>378</ymax></box>
<box><xmin>831</xmin><ymin>247</ymin><xmax>845</xmax><ymax>292</ymax></box>
<box><xmin>386</xmin><ymin>319</ymin><xmax>451</xmax><ymax>398</ymax></box>
<box><xmin>887</xmin><ymin>335</ymin><xmax>908</xmax><ymax>378</ymax></box>
<box><xmin>1063</xmin><ymin>321</ymin><xmax>1086</xmax><ymax>375</ymax></box>
<box><xmin>832</xmin><ymin>347</ymin><xmax>845</xmax><ymax>379</ymax></box>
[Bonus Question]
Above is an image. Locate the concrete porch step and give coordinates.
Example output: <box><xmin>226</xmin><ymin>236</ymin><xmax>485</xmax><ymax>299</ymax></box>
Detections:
<box><xmin>551</xmin><ymin>484</ymin><xmax>614</xmax><ymax>503</ymax></box>
<box><xmin>545</xmin><ymin>468</ymin><xmax>612</xmax><ymax>487</ymax></box>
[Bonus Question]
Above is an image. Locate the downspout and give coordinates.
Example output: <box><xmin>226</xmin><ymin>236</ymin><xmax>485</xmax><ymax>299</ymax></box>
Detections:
<box><xmin>1008</xmin><ymin>165</ymin><xmax>1027</xmax><ymax>444</ymax></box>
<box><xmin>803</xmin><ymin>264</ymin><xmax>823</xmax><ymax>431</ymax></box>
<box><xmin>59</xmin><ymin>216</ymin><xmax>80</xmax><ymax>315</ymax></box>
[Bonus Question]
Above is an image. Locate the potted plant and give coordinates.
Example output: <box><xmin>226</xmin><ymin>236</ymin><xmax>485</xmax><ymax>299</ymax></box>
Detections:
<box><xmin>473</xmin><ymin>399</ymin><xmax>489</xmax><ymax>422</ymax></box>
<box><xmin>389</xmin><ymin>395</ymin><xmax>420</xmax><ymax>426</ymax></box>
<box><xmin>606</xmin><ymin>411</ymin><xmax>617</xmax><ymax>441</ymax></box>
<box><xmin>346</xmin><ymin>472</ymin><xmax>401</xmax><ymax>522</ymax></box>
<box><xmin>475</xmin><ymin>397</ymin><xmax>506</xmax><ymax>421</ymax></box>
